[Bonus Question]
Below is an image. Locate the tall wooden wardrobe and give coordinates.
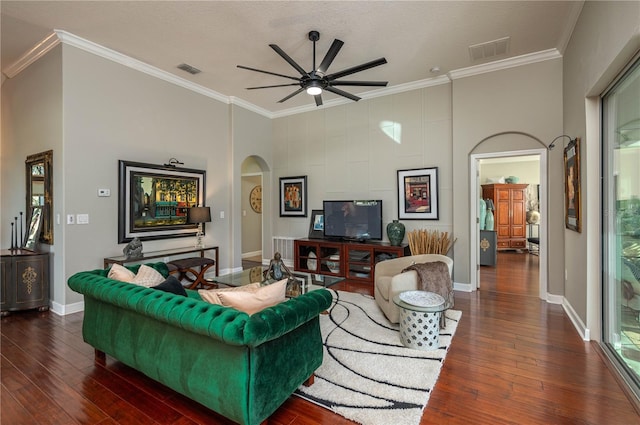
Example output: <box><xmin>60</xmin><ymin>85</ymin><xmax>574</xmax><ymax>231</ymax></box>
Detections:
<box><xmin>482</xmin><ymin>183</ymin><xmax>529</xmax><ymax>250</ymax></box>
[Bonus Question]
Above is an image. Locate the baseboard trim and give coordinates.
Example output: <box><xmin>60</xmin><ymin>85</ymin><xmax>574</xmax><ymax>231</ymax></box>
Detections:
<box><xmin>50</xmin><ymin>300</ymin><xmax>85</xmax><ymax>316</ymax></box>
<box><xmin>241</xmin><ymin>250</ymin><xmax>262</xmax><ymax>259</ymax></box>
<box><xmin>562</xmin><ymin>296</ymin><xmax>590</xmax><ymax>341</ymax></box>
<box><xmin>453</xmin><ymin>281</ymin><xmax>472</xmax><ymax>292</ymax></box>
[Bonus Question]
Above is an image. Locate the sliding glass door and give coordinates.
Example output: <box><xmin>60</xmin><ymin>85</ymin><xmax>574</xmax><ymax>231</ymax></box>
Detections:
<box><xmin>602</xmin><ymin>55</ymin><xmax>640</xmax><ymax>398</ymax></box>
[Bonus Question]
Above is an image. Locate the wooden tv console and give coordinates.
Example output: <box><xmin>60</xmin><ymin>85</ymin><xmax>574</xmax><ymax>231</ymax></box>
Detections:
<box><xmin>293</xmin><ymin>238</ymin><xmax>410</xmax><ymax>284</ymax></box>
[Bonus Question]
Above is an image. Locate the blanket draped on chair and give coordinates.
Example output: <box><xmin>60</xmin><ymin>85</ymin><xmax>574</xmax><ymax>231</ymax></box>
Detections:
<box><xmin>402</xmin><ymin>261</ymin><xmax>454</xmax><ymax>306</ymax></box>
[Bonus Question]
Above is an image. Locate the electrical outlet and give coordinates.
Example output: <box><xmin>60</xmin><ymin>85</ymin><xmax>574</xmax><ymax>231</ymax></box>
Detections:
<box><xmin>98</xmin><ymin>188</ymin><xmax>111</xmax><ymax>197</ymax></box>
<box><xmin>220</xmin><ymin>211</ymin><xmax>224</xmax><ymax>219</ymax></box>
<box><xmin>67</xmin><ymin>214</ymin><xmax>75</xmax><ymax>225</ymax></box>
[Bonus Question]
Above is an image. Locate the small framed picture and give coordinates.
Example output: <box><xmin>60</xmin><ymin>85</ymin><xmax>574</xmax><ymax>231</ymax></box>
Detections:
<box><xmin>564</xmin><ymin>137</ymin><xmax>581</xmax><ymax>232</ymax></box>
<box><xmin>279</xmin><ymin>176</ymin><xmax>307</xmax><ymax>217</ymax></box>
<box><xmin>308</xmin><ymin>209</ymin><xmax>324</xmax><ymax>239</ymax></box>
<box><xmin>397</xmin><ymin>167</ymin><xmax>439</xmax><ymax>220</ymax></box>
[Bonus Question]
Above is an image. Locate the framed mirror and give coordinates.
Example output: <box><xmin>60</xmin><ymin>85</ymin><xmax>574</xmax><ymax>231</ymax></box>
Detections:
<box><xmin>25</xmin><ymin>150</ymin><xmax>53</xmax><ymax>244</ymax></box>
<box><xmin>22</xmin><ymin>206</ymin><xmax>43</xmax><ymax>251</ymax></box>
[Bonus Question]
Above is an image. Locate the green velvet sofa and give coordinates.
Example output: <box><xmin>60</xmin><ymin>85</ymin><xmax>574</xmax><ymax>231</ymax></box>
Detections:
<box><xmin>68</xmin><ymin>263</ymin><xmax>332</xmax><ymax>425</ymax></box>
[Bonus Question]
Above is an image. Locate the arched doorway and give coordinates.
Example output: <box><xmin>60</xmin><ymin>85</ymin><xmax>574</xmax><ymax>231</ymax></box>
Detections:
<box><xmin>241</xmin><ymin>156</ymin><xmax>269</xmax><ymax>266</ymax></box>
<box><xmin>469</xmin><ymin>132</ymin><xmax>549</xmax><ymax>299</ymax></box>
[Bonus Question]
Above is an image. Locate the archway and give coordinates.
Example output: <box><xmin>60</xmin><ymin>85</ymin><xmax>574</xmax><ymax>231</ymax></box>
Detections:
<box><xmin>469</xmin><ymin>132</ymin><xmax>548</xmax><ymax>299</ymax></box>
<box><xmin>240</xmin><ymin>156</ymin><xmax>269</xmax><ymax>267</ymax></box>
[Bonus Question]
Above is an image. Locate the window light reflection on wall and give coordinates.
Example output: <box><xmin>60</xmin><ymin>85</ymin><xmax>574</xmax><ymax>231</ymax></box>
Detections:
<box><xmin>379</xmin><ymin>120</ymin><xmax>402</xmax><ymax>144</ymax></box>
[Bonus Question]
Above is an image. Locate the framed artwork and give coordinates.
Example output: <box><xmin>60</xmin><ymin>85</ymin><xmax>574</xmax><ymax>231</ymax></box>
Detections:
<box><xmin>308</xmin><ymin>209</ymin><xmax>325</xmax><ymax>239</ymax></box>
<box><xmin>397</xmin><ymin>167</ymin><xmax>439</xmax><ymax>220</ymax></box>
<box><xmin>564</xmin><ymin>137</ymin><xmax>581</xmax><ymax>232</ymax></box>
<box><xmin>279</xmin><ymin>176</ymin><xmax>307</xmax><ymax>217</ymax></box>
<box><xmin>22</xmin><ymin>206</ymin><xmax>43</xmax><ymax>251</ymax></box>
<box><xmin>118</xmin><ymin>160</ymin><xmax>206</xmax><ymax>242</ymax></box>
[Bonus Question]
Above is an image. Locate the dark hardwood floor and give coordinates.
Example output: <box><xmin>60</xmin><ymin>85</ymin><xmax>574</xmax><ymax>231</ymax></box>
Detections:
<box><xmin>2</xmin><ymin>253</ymin><xmax>639</xmax><ymax>424</ymax></box>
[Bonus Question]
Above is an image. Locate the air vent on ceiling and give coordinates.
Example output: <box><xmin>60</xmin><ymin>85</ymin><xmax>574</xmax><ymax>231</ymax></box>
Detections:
<box><xmin>177</xmin><ymin>63</ymin><xmax>201</xmax><ymax>75</ymax></box>
<box><xmin>469</xmin><ymin>36</ymin><xmax>510</xmax><ymax>62</ymax></box>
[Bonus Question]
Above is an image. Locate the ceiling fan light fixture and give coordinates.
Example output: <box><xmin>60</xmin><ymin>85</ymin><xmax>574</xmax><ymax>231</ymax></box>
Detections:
<box><xmin>306</xmin><ymin>85</ymin><xmax>322</xmax><ymax>95</ymax></box>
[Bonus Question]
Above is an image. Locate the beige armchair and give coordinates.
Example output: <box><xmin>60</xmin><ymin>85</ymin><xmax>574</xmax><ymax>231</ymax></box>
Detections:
<box><xmin>374</xmin><ymin>254</ymin><xmax>453</xmax><ymax>323</ymax></box>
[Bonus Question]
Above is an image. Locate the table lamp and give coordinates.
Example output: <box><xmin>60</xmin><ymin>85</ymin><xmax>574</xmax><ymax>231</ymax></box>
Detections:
<box><xmin>188</xmin><ymin>206</ymin><xmax>211</xmax><ymax>249</ymax></box>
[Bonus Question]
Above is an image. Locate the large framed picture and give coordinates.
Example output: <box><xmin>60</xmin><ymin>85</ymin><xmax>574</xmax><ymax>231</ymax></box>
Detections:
<box><xmin>564</xmin><ymin>137</ymin><xmax>581</xmax><ymax>232</ymax></box>
<box><xmin>279</xmin><ymin>176</ymin><xmax>307</xmax><ymax>217</ymax></box>
<box><xmin>397</xmin><ymin>167</ymin><xmax>439</xmax><ymax>220</ymax></box>
<box><xmin>118</xmin><ymin>160</ymin><xmax>206</xmax><ymax>242</ymax></box>
<box><xmin>308</xmin><ymin>209</ymin><xmax>324</xmax><ymax>238</ymax></box>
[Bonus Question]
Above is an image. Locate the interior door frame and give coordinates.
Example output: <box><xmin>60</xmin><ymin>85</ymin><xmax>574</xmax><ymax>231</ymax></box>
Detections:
<box><xmin>469</xmin><ymin>148</ymin><xmax>548</xmax><ymax>299</ymax></box>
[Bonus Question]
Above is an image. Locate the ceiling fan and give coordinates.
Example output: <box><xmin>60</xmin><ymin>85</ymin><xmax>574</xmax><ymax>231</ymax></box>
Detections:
<box><xmin>237</xmin><ymin>30</ymin><xmax>388</xmax><ymax>106</ymax></box>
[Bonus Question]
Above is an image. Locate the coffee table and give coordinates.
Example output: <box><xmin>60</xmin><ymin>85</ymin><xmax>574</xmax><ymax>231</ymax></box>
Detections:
<box><xmin>393</xmin><ymin>291</ymin><xmax>452</xmax><ymax>351</ymax></box>
<box><xmin>212</xmin><ymin>267</ymin><xmax>344</xmax><ymax>297</ymax></box>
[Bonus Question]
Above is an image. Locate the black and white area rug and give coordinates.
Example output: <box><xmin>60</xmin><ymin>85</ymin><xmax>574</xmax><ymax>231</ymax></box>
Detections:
<box><xmin>295</xmin><ymin>289</ymin><xmax>461</xmax><ymax>425</ymax></box>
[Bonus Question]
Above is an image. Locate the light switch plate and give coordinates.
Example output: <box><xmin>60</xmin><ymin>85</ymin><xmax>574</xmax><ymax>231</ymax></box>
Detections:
<box><xmin>77</xmin><ymin>214</ymin><xmax>89</xmax><ymax>224</ymax></box>
<box><xmin>98</xmin><ymin>188</ymin><xmax>110</xmax><ymax>197</ymax></box>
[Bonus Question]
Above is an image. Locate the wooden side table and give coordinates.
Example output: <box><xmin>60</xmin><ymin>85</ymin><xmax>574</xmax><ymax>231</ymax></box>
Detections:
<box><xmin>167</xmin><ymin>257</ymin><xmax>218</xmax><ymax>289</ymax></box>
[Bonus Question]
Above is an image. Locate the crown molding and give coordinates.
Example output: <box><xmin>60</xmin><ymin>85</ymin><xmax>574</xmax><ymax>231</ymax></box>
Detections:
<box><xmin>229</xmin><ymin>97</ymin><xmax>273</xmax><ymax>119</ymax></box>
<box><xmin>6</xmin><ymin>30</ymin><xmax>562</xmax><ymax>118</ymax></box>
<box><xmin>3</xmin><ymin>32</ymin><xmax>60</xmax><ymax>78</ymax></box>
<box><xmin>271</xmin><ymin>75</ymin><xmax>452</xmax><ymax>118</ymax></box>
<box><xmin>54</xmin><ymin>30</ymin><xmax>230</xmax><ymax>105</ymax></box>
<box><xmin>448</xmin><ymin>49</ymin><xmax>562</xmax><ymax>80</ymax></box>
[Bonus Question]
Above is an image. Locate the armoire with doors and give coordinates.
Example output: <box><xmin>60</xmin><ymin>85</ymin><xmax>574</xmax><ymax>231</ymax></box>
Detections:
<box><xmin>482</xmin><ymin>183</ymin><xmax>529</xmax><ymax>251</ymax></box>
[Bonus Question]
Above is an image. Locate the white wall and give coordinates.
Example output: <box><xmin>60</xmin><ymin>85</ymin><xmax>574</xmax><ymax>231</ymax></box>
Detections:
<box><xmin>1</xmin><ymin>45</ymin><xmax>64</xmax><ymax>307</ymax></box>
<box><xmin>452</xmin><ymin>58</ymin><xmax>564</xmax><ymax>289</ymax></box>
<box><xmin>60</xmin><ymin>44</ymin><xmax>232</xmax><ymax>306</ymax></box>
<box><xmin>272</xmin><ymin>83</ymin><xmax>454</xmax><ymax>247</ymax></box>
<box><xmin>562</xmin><ymin>0</ymin><xmax>640</xmax><ymax>338</ymax></box>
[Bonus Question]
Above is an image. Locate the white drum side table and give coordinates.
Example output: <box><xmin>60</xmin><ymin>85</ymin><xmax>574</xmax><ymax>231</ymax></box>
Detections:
<box><xmin>393</xmin><ymin>291</ymin><xmax>452</xmax><ymax>351</ymax></box>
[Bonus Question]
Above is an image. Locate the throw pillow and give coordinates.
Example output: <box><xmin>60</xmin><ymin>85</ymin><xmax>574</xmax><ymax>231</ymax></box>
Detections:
<box><xmin>217</xmin><ymin>278</ymin><xmax>287</xmax><ymax>315</ymax></box>
<box><xmin>131</xmin><ymin>264</ymin><xmax>165</xmax><ymax>287</ymax></box>
<box><xmin>107</xmin><ymin>263</ymin><xmax>135</xmax><ymax>282</ymax></box>
<box><xmin>198</xmin><ymin>283</ymin><xmax>261</xmax><ymax>305</ymax></box>
<box><xmin>152</xmin><ymin>275</ymin><xmax>187</xmax><ymax>296</ymax></box>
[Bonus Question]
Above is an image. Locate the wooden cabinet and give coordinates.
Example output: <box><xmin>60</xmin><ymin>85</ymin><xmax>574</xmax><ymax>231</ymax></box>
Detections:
<box><xmin>294</xmin><ymin>239</ymin><xmax>410</xmax><ymax>284</ymax></box>
<box><xmin>1</xmin><ymin>249</ymin><xmax>50</xmax><ymax>315</ymax></box>
<box><xmin>482</xmin><ymin>183</ymin><xmax>529</xmax><ymax>250</ymax></box>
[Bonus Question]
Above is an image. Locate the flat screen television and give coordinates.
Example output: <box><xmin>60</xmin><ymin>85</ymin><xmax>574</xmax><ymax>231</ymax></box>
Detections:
<box><xmin>323</xmin><ymin>200</ymin><xmax>383</xmax><ymax>241</ymax></box>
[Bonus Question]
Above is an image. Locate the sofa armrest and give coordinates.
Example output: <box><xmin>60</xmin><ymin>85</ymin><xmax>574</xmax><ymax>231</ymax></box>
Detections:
<box><xmin>68</xmin><ymin>269</ymin><xmax>332</xmax><ymax>347</ymax></box>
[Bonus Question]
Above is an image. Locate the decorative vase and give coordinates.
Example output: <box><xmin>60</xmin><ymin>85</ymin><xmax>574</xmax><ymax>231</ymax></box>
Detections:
<box><xmin>387</xmin><ymin>220</ymin><xmax>405</xmax><ymax>246</ymax></box>
<box><xmin>479</xmin><ymin>199</ymin><xmax>486</xmax><ymax>230</ymax></box>
<box><xmin>485</xmin><ymin>208</ymin><xmax>495</xmax><ymax>231</ymax></box>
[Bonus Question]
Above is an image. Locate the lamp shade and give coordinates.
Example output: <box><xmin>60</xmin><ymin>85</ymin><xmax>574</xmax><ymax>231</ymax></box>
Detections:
<box><xmin>187</xmin><ymin>206</ymin><xmax>211</xmax><ymax>224</ymax></box>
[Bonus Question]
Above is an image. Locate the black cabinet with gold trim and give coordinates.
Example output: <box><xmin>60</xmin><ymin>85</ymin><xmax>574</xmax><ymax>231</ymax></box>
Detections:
<box><xmin>1</xmin><ymin>250</ymin><xmax>50</xmax><ymax>315</ymax></box>
<box><xmin>479</xmin><ymin>230</ymin><xmax>497</xmax><ymax>266</ymax></box>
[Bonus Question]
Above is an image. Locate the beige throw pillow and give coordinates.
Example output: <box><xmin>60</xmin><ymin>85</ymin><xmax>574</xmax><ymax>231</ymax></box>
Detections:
<box><xmin>131</xmin><ymin>264</ymin><xmax>165</xmax><ymax>287</ymax></box>
<box><xmin>198</xmin><ymin>283</ymin><xmax>261</xmax><ymax>305</ymax></box>
<box><xmin>217</xmin><ymin>279</ymin><xmax>287</xmax><ymax>315</ymax></box>
<box><xmin>107</xmin><ymin>263</ymin><xmax>136</xmax><ymax>282</ymax></box>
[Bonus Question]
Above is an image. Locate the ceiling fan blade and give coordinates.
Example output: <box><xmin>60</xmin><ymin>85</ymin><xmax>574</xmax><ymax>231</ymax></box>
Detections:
<box><xmin>278</xmin><ymin>87</ymin><xmax>305</xmax><ymax>103</ymax></box>
<box><xmin>324</xmin><ymin>86</ymin><xmax>361</xmax><ymax>102</ymax></box>
<box><xmin>330</xmin><ymin>80</ymin><xmax>388</xmax><ymax>87</ymax></box>
<box><xmin>326</xmin><ymin>58</ymin><xmax>387</xmax><ymax>81</ymax></box>
<box><xmin>237</xmin><ymin>65</ymin><xmax>300</xmax><ymax>81</ymax></box>
<box><xmin>314</xmin><ymin>94</ymin><xmax>323</xmax><ymax>106</ymax></box>
<box><xmin>269</xmin><ymin>44</ymin><xmax>308</xmax><ymax>76</ymax></box>
<box><xmin>246</xmin><ymin>83</ymin><xmax>300</xmax><ymax>90</ymax></box>
<box><xmin>317</xmin><ymin>39</ymin><xmax>344</xmax><ymax>74</ymax></box>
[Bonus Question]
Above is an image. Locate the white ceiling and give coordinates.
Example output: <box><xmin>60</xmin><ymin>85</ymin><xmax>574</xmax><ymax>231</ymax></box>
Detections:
<box><xmin>1</xmin><ymin>1</ymin><xmax>583</xmax><ymax>115</ymax></box>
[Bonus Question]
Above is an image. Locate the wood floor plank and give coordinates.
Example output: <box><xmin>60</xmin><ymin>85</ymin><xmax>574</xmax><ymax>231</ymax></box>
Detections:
<box><xmin>1</xmin><ymin>252</ymin><xmax>638</xmax><ymax>424</ymax></box>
